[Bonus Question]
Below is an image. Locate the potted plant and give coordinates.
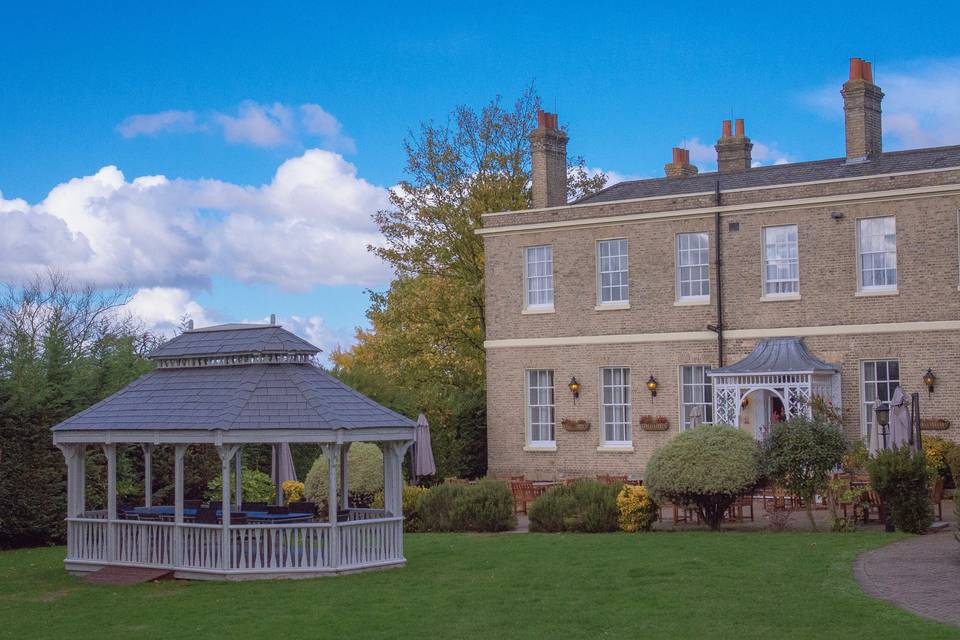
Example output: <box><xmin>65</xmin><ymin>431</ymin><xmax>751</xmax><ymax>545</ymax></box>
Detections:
<box><xmin>640</xmin><ymin>415</ymin><xmax>669</xmax><ymax>431</ymax></box>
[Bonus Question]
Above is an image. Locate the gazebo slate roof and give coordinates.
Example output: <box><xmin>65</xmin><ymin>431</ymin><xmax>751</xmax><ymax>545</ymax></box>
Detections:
<box><xmin>149</xmin><ymin>324</ymin><xmax>320</xmax><ymax>359</ymax></box>
<box><xmin>52</xmin><ymin>323</ymin><xmax>415</xmax><ymax>433</ymax></box>
<box><xmin>709</xmin><ymin>337</ymin><xmax>838</xmax><ymax>375</ymax></box>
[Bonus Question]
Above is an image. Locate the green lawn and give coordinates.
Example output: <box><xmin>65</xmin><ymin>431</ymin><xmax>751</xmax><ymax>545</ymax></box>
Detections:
<box><xmin>1</xmin><ymin>532</ymin><xmax>956</xmax><ymax>640</ymax></box>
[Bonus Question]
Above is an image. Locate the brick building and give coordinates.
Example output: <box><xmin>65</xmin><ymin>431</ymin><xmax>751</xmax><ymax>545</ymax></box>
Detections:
<box><xmin>480</xmin><ymin>58</ymin><xmax>960</xmax><ymax>481</ymax></box>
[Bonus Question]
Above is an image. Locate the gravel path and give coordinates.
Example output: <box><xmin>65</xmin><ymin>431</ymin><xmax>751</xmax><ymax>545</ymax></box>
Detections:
<box><xmin>855</xmin><ymin>531</ymin><xmax>960</xmax><ymax>628</ymax></box>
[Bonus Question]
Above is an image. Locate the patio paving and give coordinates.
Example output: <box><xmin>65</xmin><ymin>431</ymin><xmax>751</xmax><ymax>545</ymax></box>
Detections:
<box><xmin>855</xmin><ymin>530</ymin><xmax>960</xmax><ymax>628</ymax></box>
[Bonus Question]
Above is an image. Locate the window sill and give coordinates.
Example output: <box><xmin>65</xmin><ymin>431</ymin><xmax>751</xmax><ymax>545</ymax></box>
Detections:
<box><xmin>594</xmin><ymin>302</ymin><xmax>630</xmax><ymax>311</ymax></box>
<box><xmin>596</xmin><ymin>445</ymin><xmax>634</xmax><ymax>453</ymax></box>
<box><xmin>760</xmin><ymin>293</ymin><xmax>802</xmax><ymax>302</ymax></box>
<box><xmin>521</xmin><ymin>306</ymin><xmax>555</xmax><ymax>315</ymax></box>
<box><xmin>674</xmin><ymin>298</ymin><xmax>711</xmax><ymax>307</ymax></box>
<box><xmin>855</xmin><ymin>288</ymin><xmax>899</xmax><ymax>298</ymax></box>
<box><xmin>524</xmin><ymin>445</ymin><xmax>557</xmax><ymax>452</ymax></box>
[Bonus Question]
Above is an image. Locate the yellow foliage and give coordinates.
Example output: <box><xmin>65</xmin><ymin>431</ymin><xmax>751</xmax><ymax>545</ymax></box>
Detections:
<box><xmin>616</xmin><ymin>484</ymin><xmax>658</xmax><ymax>532</ymax></box>
<box><xmin>282</xmin><ymin>480</ymin><xmax>305</xmax><ymax>505</ymax></box>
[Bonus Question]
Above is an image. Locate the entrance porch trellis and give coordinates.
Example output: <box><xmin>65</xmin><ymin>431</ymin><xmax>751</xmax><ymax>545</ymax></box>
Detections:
<box><xmin>708</xmin><ymin>337</ymin><xmax>841</xmax><ymax>429</ymax></box>
<box><xmin>52</xmin><ymin>323</ymin><xmax>417</xmax><ymax>580</ymax></box>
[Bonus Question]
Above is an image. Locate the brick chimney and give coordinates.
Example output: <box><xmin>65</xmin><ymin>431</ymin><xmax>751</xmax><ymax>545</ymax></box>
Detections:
<box><xmin>715</xmin><ymin>118</ymin><xmax>753</xmax><ymax>173</ymax></box>
<box><xmin>842</xmin><ymin>57</ymin><xmax>884</xmax><ymax>161</ymax></box>
<box><xmin>529</xmin><ymin>109</ymin><xmax>568</xmax><ymax>208</ymax></box>
<box><xmin>664</xmin><ymin>147</ymin><xmax>698</xmax><ymax>178</ymax></box>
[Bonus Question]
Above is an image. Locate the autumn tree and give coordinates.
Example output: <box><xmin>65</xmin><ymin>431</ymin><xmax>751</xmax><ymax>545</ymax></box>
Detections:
<box><xmin>333</xmin><ymin>87</ymin><xmax>606</xmax><ymax>478</ymax></box>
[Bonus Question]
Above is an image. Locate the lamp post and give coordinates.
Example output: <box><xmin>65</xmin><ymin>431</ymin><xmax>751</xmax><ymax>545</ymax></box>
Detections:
<box><xmin>874</xmin><ymin>401</ymin><xmax>895</xmax><ymax>533</ymax></box>
<box><xmin>875</xmin><ymin>402</ymin><xmax>890</xmax><ymax>450</ymax></box>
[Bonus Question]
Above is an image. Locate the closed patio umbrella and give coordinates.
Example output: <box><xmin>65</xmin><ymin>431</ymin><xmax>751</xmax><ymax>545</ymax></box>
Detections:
<box><xmin>869</xmin><ymin>401</ymin><xmax>883</xmax><ymax>455</ymax></box>
<box><xmin>272</xmin><ymin>443</ymin><xmax>298</xmax><ymax>505</ymax></box>
<box><xmin>411</xmin><ymin>413</ymin><xmax>437</xmax><ymax>482</ymax></box>
<box><xmin>688</xmin><ymin>405</ymin><xmax>703</xmax><ymax>430</ymax></box>
<box><xmin>889</xmin><ymin>386</ymin><xmax>911</xmax><ymax>448</ymax></box>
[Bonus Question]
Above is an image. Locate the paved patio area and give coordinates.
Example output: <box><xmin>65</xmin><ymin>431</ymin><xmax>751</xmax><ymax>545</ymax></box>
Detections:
<box><xmin>855</xmin><ymin>530</ymin><xmax>960</xmax><ymax>628</ymax></box>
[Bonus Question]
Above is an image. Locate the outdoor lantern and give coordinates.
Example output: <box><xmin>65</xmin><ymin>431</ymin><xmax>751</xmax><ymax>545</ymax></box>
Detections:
<box><xmin>923</xmin><ymin>368</ymin><xmax>937</xmax><ymax>394</ymax></box>
<box><xmin>646</xmin><ymin>375</ymin><xmax>658</xmax><ymax>397</ymax></box>
<box><xmin>875</xmin><ymin>402</ymin><xmax>890</xmax><ymax>429</ymax></box>
<box><xmin>568</xmin><ymin>376</ymin><xmax>581</xmax><ymax>403</ymax></box>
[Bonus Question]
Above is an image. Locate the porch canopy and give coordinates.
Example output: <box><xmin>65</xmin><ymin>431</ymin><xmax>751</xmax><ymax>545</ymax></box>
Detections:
<box><xmin>708</xmin><ymin>337</ymin><xmax>840</xmax><ymax>427</ymax></box>
<box><xmin>52</xmin><ymin>323</ymin><xmax>416</xmax><ymax>580</ymax></box>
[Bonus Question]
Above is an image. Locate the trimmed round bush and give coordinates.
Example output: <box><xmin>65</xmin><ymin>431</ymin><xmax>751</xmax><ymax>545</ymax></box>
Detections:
<box><xmin>646</xmin><ymin>424</ymin><xmax>760</xmax><ymax>531</ymax></box>
<box><xmin>304</xmin><ymin>442</ymin><xmax>383</xmax><ymax>503</ymax></box>
<box><xmin>419</xmin><ymin>479</ymin><xmax>516</xmax><ymax>532</ymax></box>
<box><xmin>205</xmin><ymin>468</ymin><xmax>275</xmax><ymax>503</ymax></box>
<box><xmin>528</xmin><ymin>479</ymin><xmax>621</xmax><ymax>533</ymax></box>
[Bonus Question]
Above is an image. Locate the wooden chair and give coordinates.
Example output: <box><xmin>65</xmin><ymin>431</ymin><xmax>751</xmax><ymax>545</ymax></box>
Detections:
<box><xmin>241</xmin><ymin>501</ymin><xmax>267</xmax><ymax>511</ymax></box>
<box><xmin>596</xmin><ymin>474</ymin><xmax>628</xmax><ymax>486</ymax></box>
<box><xmin>509</xmin><ymin>480</ymin><xmax>537</xmax><ymax>514</ymax></box>
<box><xmin>230</xmin><ymin>512</ymin><xmax>248</xmax><ymax>525</ymax></box>
<box><xmin>184</xmin><ymin>500</ymin><xmax>202</xmax><ymax>510</ymax></box>
<box><xmin>138</xmin><ymin>512</ymin><xmax>162</xmax><ymax>521</ymax></box>
<box><xmin>194</xmin><ymin>507</ymin><xmax>218</xmax><ymax>524</ymax></box>
<box><xmin>266</xmin><ymin>505</ymin><xmax>289</xmax><ymax>514</ymax></box>
<box><xmin>865</xmin><ymin>490</ymin><xmax>885</xmax><ymax>523</ymax></box>
<box><xmin>929</xmin><ymin>476</ymin><xmax>945</xmax><ymax>520</ymax></box>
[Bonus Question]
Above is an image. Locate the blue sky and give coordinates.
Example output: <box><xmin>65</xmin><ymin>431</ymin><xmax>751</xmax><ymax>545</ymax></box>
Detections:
<box><xmin>2</xmin><ymin>1</ymin><xmax>959</xmax><ymax>354</ymax></box>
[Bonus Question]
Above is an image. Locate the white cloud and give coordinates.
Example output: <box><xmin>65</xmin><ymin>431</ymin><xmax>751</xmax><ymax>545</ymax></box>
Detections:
<box><xmin>252</xmin><ymin>313</ymin><xmax>353</xmax><ymax>361</ymax></box>
<box><xmin>213</xmin><ymin>101</ymin><xmax>295</xmax><ymax>147</ymax></box>
<box><xmin>805</xmin><ymin>58</ymin><xmax>960</xmax><ymax>150</ymax></box>
<box><xmin>126</xmin><ymin>287</ymin><xmax>214</xmax><ymax>337</ymax></box>
<box><xmin>116</xmin><ymin>110</ymin><xmax>202</xmax><ymax>138</ymax></box>
<box><xmin>300</xmin><ymin>104</ymin><xmax>356</xmax><ymax>153</ymax></box>
<box><xmin>0</xmin><ymin>150</ymin><xmax>392</xmax><ymax>292</ymax></box>
<box><xmin>582</xmin><ymin>167</ymin><xmax>645</xmax><ymax>187</ymax></box>
<box><xmin>118</xmin><ymin>101</ymin><xmax>356</xmax><ymax>151</ymax></box>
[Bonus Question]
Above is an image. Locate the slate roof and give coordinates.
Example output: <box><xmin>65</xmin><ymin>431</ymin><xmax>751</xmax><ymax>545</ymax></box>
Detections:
<box><xmin>709</xmin><ymin>337</ymin><xmax>838</xmax><ymax>375</ymax></box>
<box><xmin>149</xmin><ymin>324</ymin><xmax>320</xmax><ymax>359</ymax></box>
<box><xmin>576</xmin><ymin>145</ymin><xmax>960</xmax><ymax>205</ymax></box>
<box><xmin>52</xmin><ymin>364</ymin><xmax>416</xmax><ymax>432</ymax></box>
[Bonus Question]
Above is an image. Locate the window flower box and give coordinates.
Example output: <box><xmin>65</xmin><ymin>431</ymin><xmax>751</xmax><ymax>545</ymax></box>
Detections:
<box><xmin>640</xmin><ymin>415</ymin><xmax>670</xmax><ymax>431</ymax></box>
<box><xmin>561</xmin><ymin>418</ymin><xmax>591</xmax><ymax>432</ymax></box>
<box><xmin>920</xmin><ymin>418</ymin><xmax>951</xmax><ymax>431</ymax></box>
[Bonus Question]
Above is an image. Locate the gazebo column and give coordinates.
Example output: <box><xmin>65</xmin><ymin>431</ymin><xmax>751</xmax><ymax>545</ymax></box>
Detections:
<box><xmin>173</xmin><ymin>445</ymin><xmax>186</xmax><ymax>568</ymax></box>
<box><xmin>382</xmin><ymin>442</ymin><xmax>410</xmax><ymax>517</ymax></box>
<box><xmin>102</xmin><ymin>444</ymin><xmax>117</xmax><ymax>562</ymax></box>
<box><xmin>56</xmin><ymin>444</ymin><xmax>85</xmax><ymax>518</ymax></box>
<box><xmin>321</xmin><ymin>444</ymin><xmax>340</xmax><ymax>569</ymax></box>
<box><xmin>216</xmin><ymin>445</ymin><xmax>239</xmax><ymax>571</ymax></box>
<box><xmin>141</xmin><ymin>444</ymin><xmax>154</xmax><ymax>508</ymax></box>
<box><xmin>234</xmin><ymin>445</ymin><xmax>243</xmax><ymax>509</ymax></box>
<box><xmin>339</xmin><ymin>443</ymin><xmax>351</xmax><ymax>510</ymax></box>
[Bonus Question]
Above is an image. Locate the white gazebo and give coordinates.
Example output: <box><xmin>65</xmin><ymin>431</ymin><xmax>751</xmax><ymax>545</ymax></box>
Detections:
<box><xmin>52</xmin><ymin>323</ymin><xmax>416</xmax><ymax>580</ymax></box>
<box><xmin>708</xmin><ymin>337</ymin><xmax>841</xmax><ymax>438</ymax></box>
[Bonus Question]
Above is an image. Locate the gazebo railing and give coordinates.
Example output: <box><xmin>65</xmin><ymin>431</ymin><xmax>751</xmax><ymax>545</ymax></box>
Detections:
<box><xmin>65</xmin><ymin>516</ymin><xmax>404</xmax><ymax>574</ymax></box>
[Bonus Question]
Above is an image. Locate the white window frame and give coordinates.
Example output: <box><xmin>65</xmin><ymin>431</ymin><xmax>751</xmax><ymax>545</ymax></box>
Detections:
<box><xmin>762</xmin><ymin>224</ymin><xmax>800</xmax><ymax>297</ymax></box>
<box><xmin>596</xmin><ymin>238</ymin><xmax>629</xmax><ymax>306</ymax></box>
<box><xmin>679</xmin><ymin>365</ymin><xmax>714</xmax><ymax>431</ymax></box>
<box><xmin>523</xmin><ymin>245</ymin><xmax>554</xmax><ymax>310</ymax></box>
<box><xmin>859</xmin><ymin>359</ymin><xmax>900</xmax><ymax>442</ymax></box>
<box><xmin>857</xmin><ymin>217</ymin><xmax>897</xmax><ymax>292</ymax></box>
<box><xmin>676</xmin><ymin>232</ymin><xmax>710</xmax><ymax>302</ymax></box>
<box><xmin>600</xmin><ymin>367</ymin><xmax>631</xmax><ymax>446</ymax></box>
<box><xmin>526</xmin><ymin>369</ymin><xmax>556</xmax><ymax>447</ymax></box>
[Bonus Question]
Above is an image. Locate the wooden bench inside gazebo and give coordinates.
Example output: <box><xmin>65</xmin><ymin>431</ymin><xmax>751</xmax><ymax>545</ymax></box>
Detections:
<box><xmin>52</xmin><ymin>322</ymin><xmax>416</xmax><ymax>580</ymax></box>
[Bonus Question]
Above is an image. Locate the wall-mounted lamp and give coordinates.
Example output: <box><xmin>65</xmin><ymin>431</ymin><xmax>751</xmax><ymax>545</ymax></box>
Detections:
<box><xmin>568</xmin><ymin>377</ymin><xmax>581</xmax><ymax>404</ymax></box>
<box><xmin>923</xmin><ymin>368</ymin><xmax>937</xmax><ymax>394</ymax></box>
<box><xmin>646</xmin><ymin>375</ymin><xmax>658</xmax><ymax>398</ymax></box>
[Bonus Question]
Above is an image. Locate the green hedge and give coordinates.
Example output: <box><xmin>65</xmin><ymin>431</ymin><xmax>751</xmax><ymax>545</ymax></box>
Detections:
<box><xmin>304</xmin><ymin>442</ymin><xmax>383</xmax><ymax>504</ymax></box>
<box><xmin>528</xmin><ymin>479</ymin><xmax>621</xmax><ymax>533</ymax></box>
<box><xmin>419</xmin><ymin>479</ymin><xmax>515</xmax><ymax>532</ymax></box>
<box><xmin>868</xmin><ymin>446</ymin><xmax>932</xmax><ymax>534</ymax></box>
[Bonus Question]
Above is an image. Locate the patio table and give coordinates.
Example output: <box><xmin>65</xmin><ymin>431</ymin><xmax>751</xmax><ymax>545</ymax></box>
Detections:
<box><xmin>132</xmin><ymin>506</ymin><xmax>314</xmax><ymax>523</ymax></box>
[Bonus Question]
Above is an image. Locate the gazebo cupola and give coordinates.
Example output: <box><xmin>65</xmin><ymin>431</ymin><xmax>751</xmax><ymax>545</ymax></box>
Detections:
<box><xmin>52</xmin><ymin>322</ymin><xmax>417</xmax><ymax>580</ymax></box>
